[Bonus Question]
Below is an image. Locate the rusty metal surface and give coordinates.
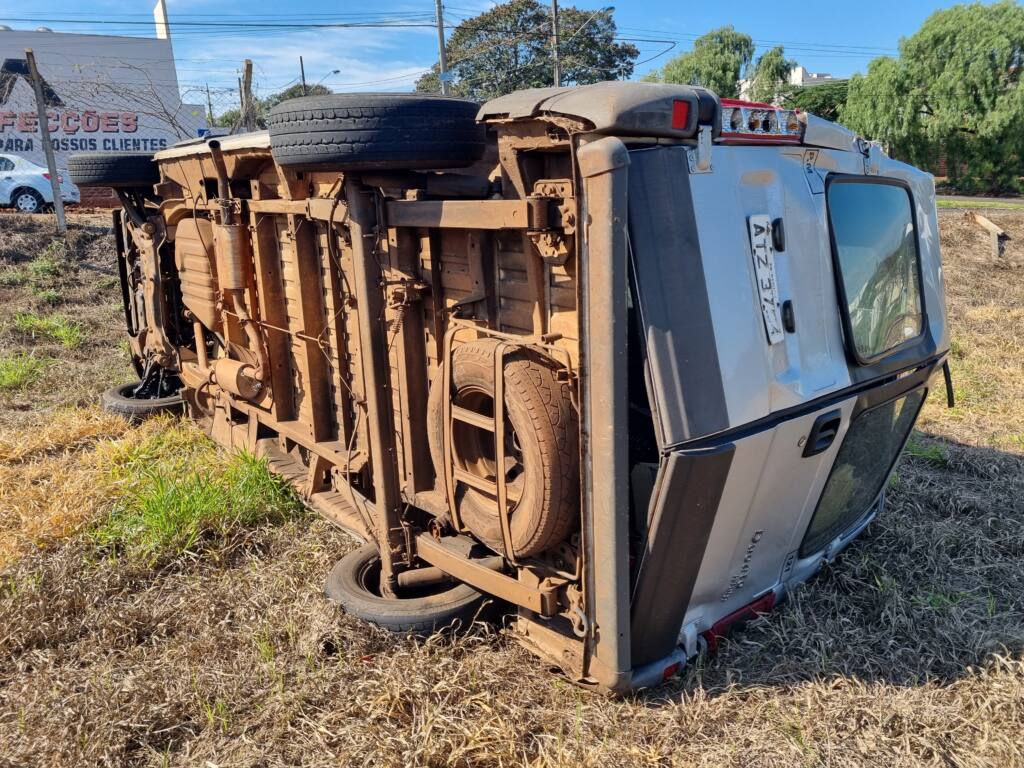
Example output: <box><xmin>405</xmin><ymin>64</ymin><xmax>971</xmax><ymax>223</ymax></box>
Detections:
<box><xmin>124</xmin><ymin>112</ymin><xmax>593</xmax><ymax>687</ymax></box>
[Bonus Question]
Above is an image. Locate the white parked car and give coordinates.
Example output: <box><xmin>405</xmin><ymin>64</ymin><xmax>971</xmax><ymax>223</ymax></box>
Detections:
<box><xmin>0</xmin><ymin>154</ymin><xmax>80</xmax><ymax>213</ymax></box>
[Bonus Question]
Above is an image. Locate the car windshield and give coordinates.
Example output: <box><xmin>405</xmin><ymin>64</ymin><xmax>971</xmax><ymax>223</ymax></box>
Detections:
<box><xmin>828</xmin><ymin>181</ymin><xmax>923</xmax><ymax>362</ymax></box>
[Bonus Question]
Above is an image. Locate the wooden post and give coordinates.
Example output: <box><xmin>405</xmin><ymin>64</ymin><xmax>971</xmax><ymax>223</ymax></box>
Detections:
<box><xmin>24</xmin><ymin>49</ymin><xmax>65</xmax><ymax>235</ymax></box>
<box><xmin>241</xmin><ymin>59</ymin><xmax>255</xmax><ymax>132</ymax></box>
<box><xmin>966</xmin><ymin>211</ymin><xmax>1008</xmax><ymax>259</ymax></box>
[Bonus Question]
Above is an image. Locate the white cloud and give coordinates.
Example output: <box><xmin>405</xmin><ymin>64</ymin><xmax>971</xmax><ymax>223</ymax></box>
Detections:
<box><xmin>172</xmin><ymin>23</ymin><xmax>437</xmax><ymax>94</ymax></box>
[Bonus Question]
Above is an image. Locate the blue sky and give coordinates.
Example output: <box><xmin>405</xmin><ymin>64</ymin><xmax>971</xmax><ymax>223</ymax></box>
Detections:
<box><xmin>0</xmin><ymin>0</ymin><xmax>976</xmax><ymax>101</ymax></box>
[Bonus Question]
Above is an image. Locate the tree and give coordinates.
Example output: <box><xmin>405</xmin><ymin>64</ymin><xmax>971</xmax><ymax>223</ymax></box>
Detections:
<box><xmin>842</xmin><ymin>1</ymin><xmax>1024</xmax><ymax>193</ymax></box>
<box><xmin>779</xmin><ymin>80</ymin><xmax>849</xmax><ymax>122</ymax></box>
<box><xmin>215</xmin><ymin>83</ymin><xmax>332</xmax><ymax>131</ymax></box>
<box><xmin>645</xmin><ymin>26</ymin><xmax>754</xmax><ymax>98</ymax></box>
<box><xmin>414</xmin><ymin>0</ymin><xmax>638</xmax><ymax>102</ymax></box>
<box><xmin>263</xmin><ymin>83</ymin><xmax>332</xmax><ymax>110</ymax></box>
<box><xmin>747</xmin><ymin>46</ymin><xmax>796</xmax><ymax>104</ymax></box>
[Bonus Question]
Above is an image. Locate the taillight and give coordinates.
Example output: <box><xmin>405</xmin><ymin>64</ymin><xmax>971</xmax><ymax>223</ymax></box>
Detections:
<box><xmin>719</xmin><ymin>98</ymin><xmax>803</xmax><ymax>144</ymax></box>
<box><xmin>702</xmin><ymin>591</ymin><xmax>777</xmax><ymax>652</ymax></box>
<box><xmin>42</xmin><ymin>173</ymin><xmax>64</xmax><ymax>182</ymax></box>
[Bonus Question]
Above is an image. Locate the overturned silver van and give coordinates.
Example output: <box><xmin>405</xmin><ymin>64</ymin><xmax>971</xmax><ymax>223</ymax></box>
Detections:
<box><xmin>72</xmin><ymin>81</ymin><xmax>949</xmax><ymax>692</ymax></box>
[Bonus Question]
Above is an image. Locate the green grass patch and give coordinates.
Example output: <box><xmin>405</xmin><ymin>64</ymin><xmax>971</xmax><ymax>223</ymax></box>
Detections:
<box><xmin>31</xmin><ymin>287</ymin><xmax>62</xmax><ymax>305</ymax></box>
<box><xmin>0</xmin><ymin>352</ymin><xmax>49</xmax><ymax>391</ymax></box>
<box><xmin>905</xmin><ymin>432</ymin><xmax>949</xmax><ymax>465</ymax></box>
<box><xmin>0</xmin><ymin>268</ymin><xmax>26</xmax><ymax>287</ymax></box>
<box><xmin>936</xmin><ymin>199</ymin><xmax>1024</xmax><ymax>210</ymax></box>
<box><xmin>13</xmin><ymin>312</ymin><xmax>85</xmax><ymax>349</ymax></box>
<box><xmin>27</xmin><ymin>255</ymin><xmax>62</xmax><ymax>281</ymax></box>
<box><xmin>92</xmin><ymin>424</ymin><xmax>302</xmax><ymax>563</ymax></box>
<box><xmin>948</xmin><ymin>338</ymin><xmax>967</xmax><ymax>360</ymax></box>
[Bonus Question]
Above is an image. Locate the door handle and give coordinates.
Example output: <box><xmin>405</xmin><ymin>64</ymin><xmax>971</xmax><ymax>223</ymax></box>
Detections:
<box><xmin>803</xmin><ymin>410</ymin><xmax>842</xmax><ymax>457</ymax></box>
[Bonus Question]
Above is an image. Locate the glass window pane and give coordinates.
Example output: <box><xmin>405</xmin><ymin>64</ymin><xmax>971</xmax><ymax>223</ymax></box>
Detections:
<box><xmin>828</xmin><ymin>181</ymin><xmax>923</xmax><ymax>361</ymax></box>
<box><xmin>801</xmin><ymin>389</ymin><xmax>925</xmax><ymax>556</ymax></box>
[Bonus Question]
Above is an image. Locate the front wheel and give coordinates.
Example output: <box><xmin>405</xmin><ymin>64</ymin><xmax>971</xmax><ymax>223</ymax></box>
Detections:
<box><xmin>325</xmin><ymin>544</ymin><xmax>486</xmax><ymax>635</ymax></box>
<box><xmin>100</xmin><ymin>381</ymin><xmax>184</xmax><ymax>423</ymax></box>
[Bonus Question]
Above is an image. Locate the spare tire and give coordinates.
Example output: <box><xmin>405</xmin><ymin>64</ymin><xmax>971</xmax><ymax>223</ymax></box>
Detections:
<box><xmin>67</xmin><ymin>152</ymin><xmax>158</xmax><ymax>188</ymax></box>
<box><xmin>427</xmin><ymin>339</ymin><xmax>578</xmax><ymax>558</ymax></box>
<box><xmin>267</xmin><ymin>93</ymin><xmax>485</xmax><ymax>171</ymax></box>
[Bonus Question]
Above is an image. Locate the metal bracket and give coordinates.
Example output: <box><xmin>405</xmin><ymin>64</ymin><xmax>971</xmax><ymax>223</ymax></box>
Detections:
<box><xmin>863</xmin><ymin>140</ymin><xmax>883</xmax><ymax>176</ymax></box>
<box><xmin>415</xmin><ymin>534</ymin><xmax>559</xmax><ymax>616</ymax></box>
<box><xmin>687</xmin><ymin>125</ymin><xmax>713</xmax><ymax>174</ymax></box>
<box><xmin>527</xmin><ymin>179</ymin><xmax>576</xmax><ymax>265</ymax></box>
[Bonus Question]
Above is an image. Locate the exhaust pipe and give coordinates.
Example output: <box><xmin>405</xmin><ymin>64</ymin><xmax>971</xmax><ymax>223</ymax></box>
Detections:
<box><xmin>206</xmin><ymin>139</ymin><xmax>267</xmax><ymax>392</ymax></box>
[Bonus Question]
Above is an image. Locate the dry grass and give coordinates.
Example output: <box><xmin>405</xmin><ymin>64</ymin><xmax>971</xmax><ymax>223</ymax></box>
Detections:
<box><xmin>916</xmin><ymin>210</ymin><xmax>1024</xmax><ymax>450</ymax></box>
<box><xmin>0</xmin><ymin>211</ymin><xmax>1022</xmax><ymax>767</ymax></box>
<box><xmin>0</xmin><ymin>213</ymin><xmax>135</xmax><ymax>430</ymax></box>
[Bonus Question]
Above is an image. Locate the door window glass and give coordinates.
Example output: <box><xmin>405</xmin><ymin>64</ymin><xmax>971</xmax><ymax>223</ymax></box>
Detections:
<box><xmin>801</xmin><ymin>389</ymin><xmax>925</xmax><ymax>556</ymax></box>
<box><xmin>0</xmin><ymin>158</ymin><xmax>13</xmax><ymax>172</ymax></box>
<box><xmin>828</xmin><ymin>181</ymin><xmax>923</xmax><ymax>362</ymax></box>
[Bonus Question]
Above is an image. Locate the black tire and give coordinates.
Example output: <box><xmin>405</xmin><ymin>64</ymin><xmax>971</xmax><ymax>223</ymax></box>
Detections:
<box><xmin>325</xmin><ymin>544</ymin><xmax>485</xmax><ymax>634</ymax></box>
<box><xmin>427</xmin><ymin>339</ymin><xmax>579</xmax><ymax>558</ymax></box>
<box><xmin>67</xmin><ymin>153</ymin><xmax>158</xmax><ymax>188</ymax></box>
<box><xmin>267</xmin><ymin>93</ymin><xmax>486</xmax><ymax>171</ymax></box>
<box><xmin>100</xmin><ymin>382</ymin><xmax>184</xmax><ymax>423</ymax></box>
<box><xmin>11</xmin><ymin>187</ymin><xmax>43</xmax><ymax>213</ymax></box>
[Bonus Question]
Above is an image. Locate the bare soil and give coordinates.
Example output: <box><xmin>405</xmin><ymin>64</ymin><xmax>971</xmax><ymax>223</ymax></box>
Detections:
<box><xmin>0</xmin><ymin>211</ymin><xmax>1021</xmax><ymax>767</ymax></box>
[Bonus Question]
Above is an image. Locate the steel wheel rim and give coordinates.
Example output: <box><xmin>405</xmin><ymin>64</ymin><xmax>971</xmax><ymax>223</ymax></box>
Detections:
<box><xmin>15</xmin><ymin>193</ymin><xmax>38</xmax><ymax>212</ymax></box>
<box><xmin>451</xmin><ymin>386</ymin><xmax>526</xmax><ymax>509</ymax></box>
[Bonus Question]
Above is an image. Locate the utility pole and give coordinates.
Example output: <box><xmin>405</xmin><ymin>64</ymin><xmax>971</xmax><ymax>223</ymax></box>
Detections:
<box><xmin>550</xmin><ymin>0</ymin><xmax>561</xmax><ymax>87</ymax></box>
<box><xmin>241</xmin><ymin>59</ymin><xmax>255</xmax><ymax>132</ymax></box>
<box><xmin>24</xmin><ymin>49</ymin><xmax>65</xmax><ymax>235</ymax></box>
<box><xmin>434</xmin><ymin>0</ymin><xmax>450</xmax><ymax>96</ymax></box>
<box><xmin>300</xmin><ymin>55</ymin><xmax>307</xmax><ymax>96</ymax></box>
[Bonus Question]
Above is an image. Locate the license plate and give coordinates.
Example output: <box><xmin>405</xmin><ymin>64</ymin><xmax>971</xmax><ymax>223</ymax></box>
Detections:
<box><xmin>748</xmin><ymin>214</ymin><xmax>785</xmax><ymax>345</ymax></box>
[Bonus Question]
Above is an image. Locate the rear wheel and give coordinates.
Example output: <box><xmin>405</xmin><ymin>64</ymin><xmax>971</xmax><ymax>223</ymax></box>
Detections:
<box><xmin>267</xmin><ymin>93</ymin><xmax>486</xmax><ymax>171</ymax></box>
<box><xmin>325</xmin><ymin>544</ymin><xmax>485</xmax><ymax>634</ymax></box>
<box><xmin>12</xmin><ymin>188</ymin><xmax>43</xmax><ymax>213</ymax></box>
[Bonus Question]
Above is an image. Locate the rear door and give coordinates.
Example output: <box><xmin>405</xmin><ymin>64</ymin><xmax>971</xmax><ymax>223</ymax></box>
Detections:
<box><xmin>625</xmin><ymin>143</ymin><xmax>942</xmax><ymax>667</ymax></box>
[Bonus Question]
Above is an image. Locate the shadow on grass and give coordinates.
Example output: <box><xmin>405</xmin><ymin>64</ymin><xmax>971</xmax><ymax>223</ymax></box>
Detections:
<box><xmin>638</xmin><ymin>432</ymin><xmax>1024</xmax><ymax>704</ymax></box>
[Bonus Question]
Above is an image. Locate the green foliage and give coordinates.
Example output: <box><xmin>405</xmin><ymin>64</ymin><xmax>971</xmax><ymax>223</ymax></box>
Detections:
<box><xmin>262</xmin><ymin>83</ymin><xmax>331</xmax><ymax>110</ymax></box>
<box><xmin>415</xmin><ymin>0</ymin><xmax>638</xmax><ymax>101</ymax></box>
<box><xmin>92</xmin><ymin>425</ymin><xmax>301</xmax><ymax>563</ymax></box>
<box><xmin>779</xmin><ymin>80</ymin><xmax>849</xmax><ymax>122</ymax></box>
<box><xmin>747</xmin><ymin>46</ymin><xmax>796</xmax><ymax>104</ymax></box>
<box><xmin>28</xmin><ymin>254</ymin><xmax>61</xmax><ymax>281</ymax></box>
<box><xmin>0</xmin><ymin>268</ymin><xmax>26</xmax><ymax>287</ymax></box>
<box><xmin>13</xmin><ymin>312</ymin><xmax>85</xmax><ymax>349</ymax></box>
<box><xmin>905</xmin><ymin>432</ymin><xmax>949</xmax><ymax>465</ymax></box>
<box><xmin>646</xmin><ymin>26</ymin><xmax>754</xmax><ymax>98</ymax></box>
<box><xmin>842</xmin><ymin>1</ymin><xmax>1024</xmax><ymax>194</ymax></box>
<box><xmin>31</xmin><ymin>287</ymin><xmax>62</xmax><ymax>305</ymax></box>
<box><xmin>215</xmin><ymin>84</ymin><xmax>333</xmax><ymax>129</ymax></box>
<box><xmin>0</xmin><ymin>352</ymin><xmax>49</xmax><ymax>391</ymax></box>
<box><xmin>935</xmin><ymin>199</ymin><xmax>1024</xmax><ymax>209</ymax></box>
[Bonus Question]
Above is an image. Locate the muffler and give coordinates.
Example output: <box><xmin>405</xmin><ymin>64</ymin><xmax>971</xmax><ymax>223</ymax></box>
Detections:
<box><xmin>207</xmin><ymin>139</ymin><xmax>268</xmax><ymax>397</ymax></box>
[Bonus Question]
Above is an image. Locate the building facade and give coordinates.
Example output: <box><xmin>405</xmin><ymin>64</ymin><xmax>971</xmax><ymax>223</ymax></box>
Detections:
<box><xmin>0</xmin><ymin>20</ymin><xmax>204</xmax><ymax>184</ymax></box>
